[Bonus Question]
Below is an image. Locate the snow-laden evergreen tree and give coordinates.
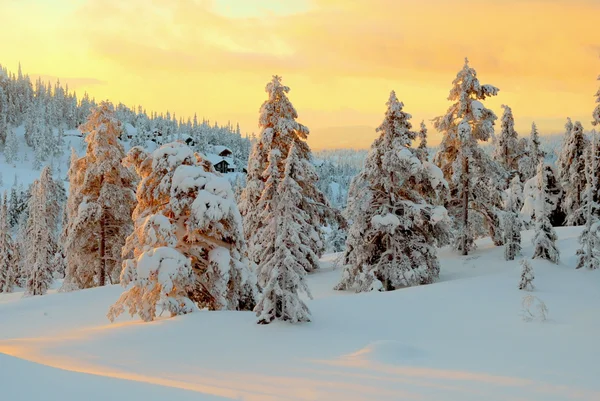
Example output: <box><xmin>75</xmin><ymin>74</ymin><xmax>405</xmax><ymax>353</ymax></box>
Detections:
<box><xmin>341</xmin><ymin>167</ymin><xmax>368</xmax><ymax>265</ymax></box>
<box><xmin>240</xmin><ymin>75</ymin><xmax>342</xmax><ymax>269</ymax></box>
<box><xmin>108</xmin><ymin>143</ymin><xmax>258</xmax><ymax>322</ymax></box>
<box><xmin>556</xmin><ymin>118</ymin><xmax>587</xmax><ymax>225</ymax></box>
<box><xmin>503</xmin><ymin>175</ymin><xmax>522</xmax><ymax>261</ymax></box>
<box><xmin>326</xmin><ymin>223</ymin><xmax>347</xmax><ymax>253</ymax></box>
<box><xmin>0</xmin><ymin>192</ymin><xmax>16</xmax><ymax>293</ymax></box>
<box><xmin>593</xmin><ymin>75</ymin><xmax>600</xmax><ymax>127</ymax></box>
<box><xmin>8</xmin><ymin>180</ymin><xmax>29</xmax><ymax>228</ymax></box>
<box><xmin>62</xmin><ymin>102</ymin><xmax>136</xmax><ymax>290</ymax></box>
<box><xmin>521</xmin><ymin>163</ymin><xmax>565</xmax><ymax>228</ymax></box>
<box><xmin>576</xmin><ymin>134</ymin><xmax>600</xmax><ymax>270</ymax></box>
<box><xmin>336</xmin><ymin>92</ymin><xmax>452</xmax><ymax>292</ymax></box>
<box><xmin>532</xmin><ymin>161</ymin><xmax>560</xmax><ymax>263</ymax></box>
<box><xmin>433</xmin><ymin>58</ymin><xmax>504</xmax><ymax>254</ymax></box>
<box><xmin>416</xmin><ymin>120</ymin><xmax>429</xmax><ymax>162</ymax></box>
<box><xmin>24</xmin><ymin>168</ymin><xmax>60</xmax><ymax>296</ymax></box>
<box><xmin>4</xmin><ymin>128</ymin><xmax>19</xmax><ymax>165</ymax></box>
<box><xmin>518</xmin><ymin>260</ymin><xmax>535</xmax><ymax>291</ymax></box>
<box><xmin>255</xmin><ymin>146</ymin><xmax>313</xmax><ymax>324</ymax></box>
<box><xmin>493</xmin><ymin>105</ymin><xmax>521</xmax><ymax>175</ymax></box>
<box><xmin>505</xmin><ymin>173</ymin><xmax>524</xmax><ymax>212</ymax></box>
<box><xmin>518</xmin><ymin>122</ymin><xmax>545</xmax><ymax>182</ymax></box>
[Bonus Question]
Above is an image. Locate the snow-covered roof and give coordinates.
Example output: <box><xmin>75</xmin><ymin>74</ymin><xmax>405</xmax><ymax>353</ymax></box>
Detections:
<box><xmin>205</xmin><ymin>153</ymin><xmax>236</xmax><ymax>168</ymax></box>
<box><xmin>212</xmin><ymin>145</ymin><xmax>232</xmax><ymax>156</ymax></box>
<box><xmin>124</xmin><ymin>123</ymin><xmax>137</xmax><ymax>136</ymax></box>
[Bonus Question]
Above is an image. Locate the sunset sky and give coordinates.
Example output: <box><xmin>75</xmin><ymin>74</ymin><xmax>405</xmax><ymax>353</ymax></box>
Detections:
<box><xmin>1</xmin><ymin>0</ymin><xmax>598</xmax><ymax>149</ymax></box>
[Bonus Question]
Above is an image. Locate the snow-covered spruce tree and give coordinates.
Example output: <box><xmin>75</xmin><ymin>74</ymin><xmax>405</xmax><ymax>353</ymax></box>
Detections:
<box><xmin>255</xmin><ymin>146</ymin><xmax>313</xmax><ymax>324</ymax></box>
<box><xmin>336</xmin><ymin>92</ymin><xmax>452</xmax><ymax>292</ymax></box>
<box><xmin>0</xmin><ymin>192</ymin><xmax>16</xmax><ymax>293</ymax></box>
<box><xmin>253</xmin><ymin>144</ymin><xmax>322</xmax><ymax>273</ymax></box>
<box><xmin>520</xmin><ymin>122</ymin><xmax>545</xmax><ymax>182</ymax></box>
<box><xmin>24</xmin><ymin>168</ymin><xmax>60</xmax><ymax>296</ymax></box>
<box><xmin>532</xmin><ymin>161</ymin><xmax>560</xmax><ymax>264</ymax></box>
<box><xmin>503</xmin><ymin>175</ymin><xmax>522</xmax><ymax>261</ymax></box>
<box><xmin>433</xmin><ymin>58</ymin><xmax>504</xmax><ymax>254</ymax></box>
<box><xmin>239</xmin><ymin>75</ymin><xmax>342</xmax><ymax>269</ymax></box>
<box><xmin>326</xmin><ymin>223</ymin><xmax>347</xmax><ymax>253</ymax></box>
<box><xmin>556</xmin><ymin>118</ymin><xmax>587</xmax><ymax>225</ymax></box>
<box><xmin>593</xmin><ymin>74</ymin><xmax>600</xmax><ymax>127</ymax></box>
<box><xmin>518</xmin><ymin>260</ymin><xmax>535</xmax><ymax>291</ymax></box>
<box><xmin>521</xmin><ymin>163</ymin><xmax>565</xmax><ymax>228</ymax></box>
<box><xmin>505</xmin><ymin>173</ymin><xmax>524</xmax><ymax>212</ymax></box>
<box><xmin>493</xmin><ymin>105</ymin><xmax>521</xmax><ymax>175</ymax></box>
<box><xmin>341</xmin><ymin>168</ymin><xmax>369</xmax><ymax>265</ymax></box>
<box><xmin>108</xmin><ymin>143</ymin><xmax>258</xmax><ymax>322</ymax></box>
<box><xmin>576</xmin><ymin>135</ymin><xmax>600</xmax><ymax>270</ymax></box>
<box><xmin>4</xmin><ymin>128</ymin><xmax>19</xmax><ymax>165</ymax></box>
<box><xmin>63</xmin><ymin>102</ymin><xmax>136</xmax><ymax>290</ymax></box>
<box><xmin>416</xmin><ymin>120</ymin><xmax>429</xmax><ymax>162</ymax></box>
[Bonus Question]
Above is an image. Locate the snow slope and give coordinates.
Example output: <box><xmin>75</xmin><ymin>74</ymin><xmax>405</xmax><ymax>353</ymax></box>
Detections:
<box><xmin>1</xmin><ymin>227</ymin><xmax>599</xmax><ymax>401</ymax></box>
<box><xmin>0</xmin><ymin>125</ymin><xmax>242</xmax><ymax>196</ymax></box>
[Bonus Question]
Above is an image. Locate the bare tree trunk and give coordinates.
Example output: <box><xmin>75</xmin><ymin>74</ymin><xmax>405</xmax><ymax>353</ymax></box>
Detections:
<box><xmin>99</xmin><ymin>212</ymin><xmax>106</xmax><ymax>287</ymax></box>
<box><xmin>462</xmin><ymin>155</ymin><xmax>469</xmax><ymax>256</ymax></box>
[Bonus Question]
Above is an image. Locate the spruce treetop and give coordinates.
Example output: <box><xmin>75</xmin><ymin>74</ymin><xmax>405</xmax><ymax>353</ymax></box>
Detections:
<box><xmin>593</xmin><ymin>75</ymin><xmax>600</xmax><ymax>126</ymax></box>
<box><xmin>376</xmin><ymin>90</ymin><xmax>414</xmax><ymax>147</ymax></box>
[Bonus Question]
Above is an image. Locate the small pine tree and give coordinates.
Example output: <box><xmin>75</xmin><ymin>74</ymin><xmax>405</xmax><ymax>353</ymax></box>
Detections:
<box><xmin>326</xmin><ymin>223</ymin><xmax>347</xmax><ymax>253</ymax></box>
<box><xmin>493</xmin><ymin>105</ymin><xmax>521</xmax><ymax>174</ymax></box>
<box><xmin>532</xmin><ymin>162</ymin><xmax>560</xmax><ymax>263</ymax></box>
<box><xmin>8</xmin><ymin>181</ymin><xmax>19</xmax><ymax>227</ymax></box>
<box><xmin>518</xmin><ymin>260</ymin><xmax>535</xmax><ymax>291</ymax></box>
<box><xmin>24</xmin><ymin>168</ymin><xmax>59</xmax><ymax>296</ymax></box>
<box><xmin>0</xmin><ymin>192</ymin><xmax>16</xmax><ymax>293</ymax></box>
<box><xmin>255</xmin><ymin>147</ymin><xmax>313</xmax><ymax>324</ymax></box>
<box><xmin>416</xmin><ymin>120</ymin><xmax>428</xmax><ymax>162</ymax></box>
<box><xmin>4</xmin><ymin>128</ymin><xmax>19</xmax><ymax>165</ymax></box>
<box><xmin>518</xmin><ymin>122</ymin><xmax>545</xmax><ymax>183</ymax></box>
<box><xmin>504</xmin><ymin>175</ymin><xmax>522</xmax><ymax>261</ymax></box>
<box><xmin>593</xmin><ymin>74</ymin><xmax>600</xmax><ymax>127</ymax></box>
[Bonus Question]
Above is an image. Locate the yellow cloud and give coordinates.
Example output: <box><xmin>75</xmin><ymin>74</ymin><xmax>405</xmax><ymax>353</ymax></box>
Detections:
<box><xmin>2</xmin><ymin>0</ymin><xmax>599</xmax><ymax>149</ymax></box>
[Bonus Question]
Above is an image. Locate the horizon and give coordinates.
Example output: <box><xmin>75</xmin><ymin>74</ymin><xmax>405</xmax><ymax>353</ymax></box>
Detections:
<box><xmin>2</xmin><ymin>0</ymin><xmax>598</xmax><ymax>149</ymax></box>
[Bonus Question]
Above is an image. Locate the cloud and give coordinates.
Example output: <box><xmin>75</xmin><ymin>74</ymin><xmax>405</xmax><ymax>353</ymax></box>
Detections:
<box><xmin>14</xmin><ymin>0</ymin><xmax>593</xmax><ymax>149</ymax></box>
<box><xmin>69</xmin><ymin>0</ymin><xmax>599</xmax><ymax>89</ymax></box>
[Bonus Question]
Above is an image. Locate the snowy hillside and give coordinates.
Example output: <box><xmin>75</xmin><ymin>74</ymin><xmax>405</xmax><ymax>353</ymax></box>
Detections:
<box><xmin>0</xmin><ymin>125</ymin><xmax>247</xmax><ymax>196</ymax></box>
<box><xmin>0</xmin><ymin>126</ymin><xmax>77</xmax><ymax>193</ymax></box>
<box><xmin>1</xmin><ymin>227</ymin><xmax>599</xmax><ymax>401</ymax></box>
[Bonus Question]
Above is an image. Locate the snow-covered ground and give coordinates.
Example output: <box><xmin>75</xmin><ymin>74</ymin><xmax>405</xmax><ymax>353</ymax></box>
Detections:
<box><xmin>1</xmin><ymin>227</ymin><xmax>599</xmax><ymax>401</ymax></box>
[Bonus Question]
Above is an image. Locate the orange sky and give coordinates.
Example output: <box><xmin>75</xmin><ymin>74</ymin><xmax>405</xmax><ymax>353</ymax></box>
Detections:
<box><xmin>1</xmin><ymin>0</ymin><xmax>598</xmax><ymax>149</ymax></box>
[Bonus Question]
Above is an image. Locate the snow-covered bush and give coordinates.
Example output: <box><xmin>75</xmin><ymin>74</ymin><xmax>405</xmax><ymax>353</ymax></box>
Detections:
<box><xmin>521</xmin><ymin>295</ymin><xmax>548</xmax><ymax>322</ymax></box>
<box><xmin>518</xmin><ymin>260</ymin><xmax>534</xmax><ymax>291</ymax></box>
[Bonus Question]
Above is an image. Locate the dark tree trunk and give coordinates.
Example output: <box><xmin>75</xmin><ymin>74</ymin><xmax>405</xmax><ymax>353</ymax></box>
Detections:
<box><xmin>99</xmin><ymin>212</ymin><xmax>106</xmax><ymax>287</ymax></box>
<box><xmin>462</xmin><ymin>155</ymin><xmax>469</xmax><ymax>256</ymax></box>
